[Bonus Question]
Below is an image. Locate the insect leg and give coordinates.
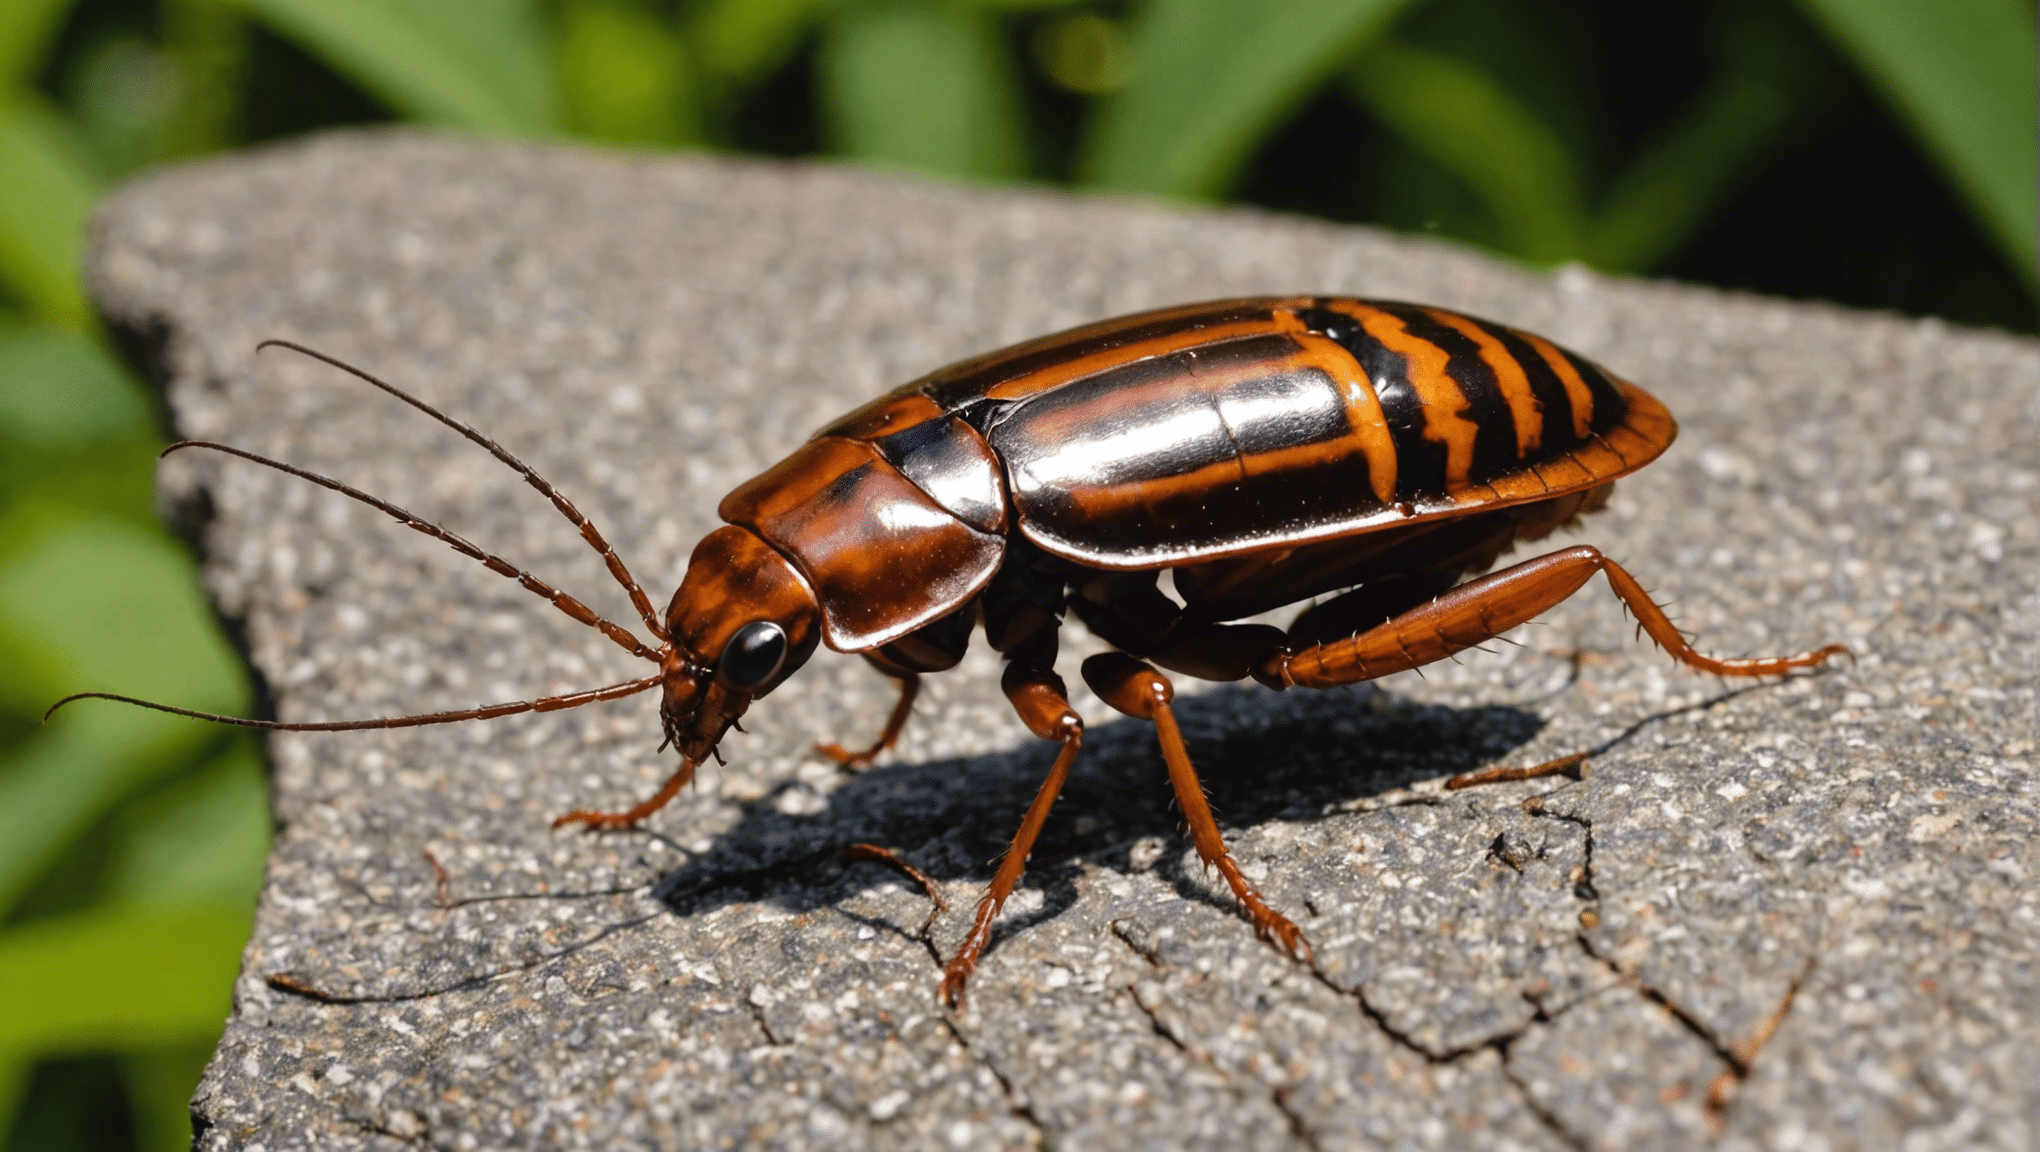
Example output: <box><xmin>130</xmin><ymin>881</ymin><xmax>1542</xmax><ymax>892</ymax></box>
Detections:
<box><xmin>816</xmin><ymin>655</ymin><xmax>921</xmax><ymax>769</ymax></box>
<box><xmin>941</xmin><ymin>650</ymin><xmax>1084</xmax><ymax>1008</ymax></box>
<box><xmin>551</xmin><ymin>759</ymin><xmax>700</xmax><ymax>831</ymax></box>
<box><xmin>1081</xmin><ymin>652</ymin><xmax>1314</xmax><ymax>967</ymax></box>
<box><xmin>1261</xmin><ymin>545</ymin><xmax>1849</xmax><ymax>690</ymax></box>
<box><xmin>840</xmin><ymin>844</ymin><xmax>947</xmax><ymax>915</ymax></box>
<box><xmin>1444</xmin><ymin>750</ymin><xmax>1592</xmax><ymax>790</ymax></box>
<box><xmin>1596</xmin><ymin>555</ymin><xmax>1851</xmax><ymax>675</ymax></box>
<box><xmin>1142</xmin><ymin>620</ymin><xmax>1288</xmax><ymax>682</ymax></box>
<box><xmin>1068</xmin><ymin>569</ymin><xmax>1287</xmax><ymax>682</ymax></box>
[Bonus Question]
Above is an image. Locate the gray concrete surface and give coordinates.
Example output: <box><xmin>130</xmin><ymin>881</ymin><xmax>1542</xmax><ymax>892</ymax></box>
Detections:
<box><xmin>84</xmin><ymin>131</ymin><xmax>2038</xmax><ymax>1151</ymax></box>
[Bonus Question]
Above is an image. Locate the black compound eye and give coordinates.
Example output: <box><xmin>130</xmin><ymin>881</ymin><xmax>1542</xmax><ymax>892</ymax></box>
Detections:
<box><xmin>719</xmin><ymin>621</ymin><xmax>788</xmax><ymax>690</ymax></box>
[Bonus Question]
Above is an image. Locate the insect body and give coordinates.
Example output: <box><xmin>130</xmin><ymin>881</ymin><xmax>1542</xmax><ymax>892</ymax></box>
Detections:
<box><xmin>52</xmin><ymin>297</ymin><xmax>1847</xmax><ymax>1006</ymax></box>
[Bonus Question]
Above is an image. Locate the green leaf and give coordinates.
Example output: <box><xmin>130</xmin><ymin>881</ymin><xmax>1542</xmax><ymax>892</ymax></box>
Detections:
<box><xmin>818</xmin><ymin>4</ymin><xmax>1028</xmax><ymax>181</ymax></box>
<box><xmin>156</xmin><ymin>0</ymin><xmax>251</xmax><ymax>160</ymax></box>
<box><xmin>0</xmin><ymin>99</ymin><xmax>101</xmax><ymax>328</ymax></box>
<box><xmin>0</xmin><ymin>0</ymin><xmax>75</xmax><ymax>88</ymax></box>
<box><xmin>1079</xmin><ymin>0</ymin><xmax>1417</xmax><ymax>197</ymax></box>
<box><xmin>65</xmin><ymin>32</ymin><xmax>199</xmax><ymax>181</ymax></box>
<box><xmin>557</xmin><ymin>0</ymin><xmax>702</xmax><ymax>145</ymax></box>
<box><xmin>0</xmin><ymin>722</ymin><xmax>231</xmax><ymax>917</ymax></box>
<box><xmin>233</xmin><ymin>0</ymin><xmax>564</xmax><ymax>132</ymax></box>
<box><xmin>122</xmin><ymin>1043</ymin><xmax>220</xmax><ymax>1152</ymax></box>
<box><xmin>101</xmin><ymin>736</ymin><xmax>269</xmax><ymax>909</ymax></box>
<box><xmin>1587</xmin><ymin>82</ymin><xmax>1803</xmax><ymax>272</ymax></box>
<box><xmin>690</xmin><ymin>0</ymin><xmax>821</xmax><ymax>87</ymax></box>
<box><xmin>0</xmin><ymin>322</ymin><xmax>150</xmax><ymax>446</ymax></box>
<box><xmin>0</xmin><ymin>323</ymin><xmax>162</xmax><ymax>527</ymax></box>
<box><xmin>0</xmin><ymin>503</ymin><xmax>247</xmax><ymax>914</ymax></box>
<box><xmin>1581</xmin><ymin>2</ymin><xmax>1834</xmax><ymax>272</ymax></box>
<box><xmin>0</xmin><ymin>1050</ymin><xmax>25</xmax><ymax>1150</ymax></box>
<box><xmin>1584</xmin><ymin>76</ymin><xmax>1791</xmax><ymax>271</ymax></box>
<box><xmin>950</xmin><ymin>0</ymin><xmax>1084</xmax><ymax>9</ymax></box>
<box><xmin>1793</xmin><ymin>0</ymin><xmax>2036</xmax><ymax>285</ymax></box>
<box><xmin>0</xmin><ymin>503</ymin><xmax>243</xmax><ymax>710</ymax></box>
<box><xmin>1346</xmin><ymin>38</ymin><xmax>1585</xmax><ymax>263</ymax></box>
<box><xmin>0</xmin><ymin>902</ymin><xmax>248</xmax><ymax>1053</ymax></box>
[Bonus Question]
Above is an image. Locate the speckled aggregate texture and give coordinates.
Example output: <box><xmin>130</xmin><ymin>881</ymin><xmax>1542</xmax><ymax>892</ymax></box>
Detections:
<box><xmin>84</xmin><ymin>131</ymin><xmax>2038</xmax><ymax>1151</ymax></box>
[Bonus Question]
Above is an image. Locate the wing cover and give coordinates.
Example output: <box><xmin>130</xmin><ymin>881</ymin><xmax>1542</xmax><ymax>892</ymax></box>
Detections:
<box><xmin>913</xmin><ymin>297</ymin><xmax>1670</xmax><ymax>570</ymax></box>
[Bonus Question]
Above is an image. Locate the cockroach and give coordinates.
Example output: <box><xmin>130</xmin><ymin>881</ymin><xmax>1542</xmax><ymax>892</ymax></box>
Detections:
<box><xmin>50</xmin><ymin>297</ymin><xmax>1848</xmax><ymax>1006</ymax></box>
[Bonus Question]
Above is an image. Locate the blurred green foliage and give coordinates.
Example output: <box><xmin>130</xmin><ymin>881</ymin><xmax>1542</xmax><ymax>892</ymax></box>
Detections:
<box><xmin>0</xmin><ymin>0</ymin><xmax>2031</xmax><ymax>1147</ymax></box>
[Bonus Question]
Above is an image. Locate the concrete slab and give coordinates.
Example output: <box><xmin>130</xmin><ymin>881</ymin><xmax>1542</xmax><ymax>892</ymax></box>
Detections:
<box><xmin>83</xmin><ymin>130</ymin><xmax>2039</xmax><ymax>1150</ymax></box>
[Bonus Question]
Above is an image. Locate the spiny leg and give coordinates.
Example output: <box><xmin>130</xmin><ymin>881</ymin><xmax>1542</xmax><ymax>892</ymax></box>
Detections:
<box><xmin>552</xmin><ymin>758</ymin><xmax>699</xmax><ymax>831</ymax></box>
<box><xmin>1259</xmin><ymin>545</ymin><xmax>1849</xmax><ymax>788</ymax></box>
<box><xmin>818</xmin><ymin>658</ymin><xmax>921</xmax><ymax>769</ymax></box>
<box><xmin>1082</xmin><ymin>652</ymin><xmax>1313</xmax><ymax>965</ymax></box>
<box><xmin>1264</xmin><ymin>545</ymin><xmax>1848</xmax><ymax>691</ymax></box>
<box><xmin>941</xmin><ymin>657</ymin><xmax>1084</xmax><ymax>1008</ymax></box>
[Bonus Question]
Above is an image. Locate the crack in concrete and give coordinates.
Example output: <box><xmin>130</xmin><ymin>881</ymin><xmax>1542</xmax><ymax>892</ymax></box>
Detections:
<box><xmin>1093</xmin><ymin>783</ymin><xmax>1603</xmax><ymax>1152</ymax></box>
<box><xmin>917</xmin><ymin>774</ymin><xmax>1615</xmax><ymax>1151</ymax></box>
<box><xmin>836</xmin><ymin>844</ymin><xmax>950</xmax><ymax>969</ymax></box>
<box><xmin>1095</xmin><ymin>769</ymin><xmax>1705</xmax><ymax>1150</ymax></box>
<box><xmin>1299</xmin><ymin>787</ymin><xmax>1601</xmax><ymax>1067</ymax></box>
<box><xmin>1113</xmin><ymin>941</ymin><xmax>1325</xmax><ymax>1152</ymax></box>
<box><xmin>1519</xmin><ymin>793</ymin><xmax>1598</xmax><ymax>903</ymax></box>
<box><xmin>262</xmin><ymin>835</ymin><xmax>893</xmax><ymax>1006</ymax></box>
<box><xmin>1311</xmin><ymin>965</ymin><xmax>1492</xmax><ymax>1064</ymax></box>
<box><xmin>1704</xmin><ymin>953</ymin><xmax>1817</xmax><ymax>1124</ymax></box>
<box><xmin>1125</xmin><ymin>982</ymin><xmax>1197</xmax><ymax>1060</ymax></box>
<box><xmin>1108</xmin><ymin>917</ymin><xmax>1163</xmax><ymax>967</ymax></box>
<box><xmin>1507</xmin><ymin>788</ymin><xmax>1612</xmax><ymax>1150</ymax></box>
<box><xmin>1492</xmin><ymin>1041</ymin><xmax>1595</xmax><ymax>1152</ymax></box>
<box><xmin>1576</xmin><ymin>931</ymin><xmax>1744</xmax><ymax>1074</ymax></box>
<box><xmin>745</xmin><ymin>990</ymin><xmax>789</xmax><ymax>1046</ymax></box>
<box><xmin>1523</xmin><ymin>784</ymin><xmax>1821</xmax><ymax>1139</ymax></box>
<box><xmin>653</xmin><ymin>843</ymin><xmax>850</xmax><ymax>907</ymax></box>
<box><xmin>437</xmin><ymin>880</ymin><xmax>654</xmax><ymax>908</ymax></box>
<box><xmin>1267</xmin><ymin>1084</ymin><xmax>1320</xmax><ymax>1151</ymax></box>
<box><xmin>344</xmin><ymin>1110</ymin><xmax>435</xmax><ymax>1148</ymax></box>
<box><xmin>938</xmin><ymin>1014</ymin><xmax>1045</xmax><ymax>1142</ymax></box>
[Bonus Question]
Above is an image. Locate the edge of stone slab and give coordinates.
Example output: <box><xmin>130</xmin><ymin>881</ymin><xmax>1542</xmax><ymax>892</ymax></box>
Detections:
<box><xmin>83</xmin><ymin>127</ymin><xmax>2040</xmax><ymax>380</ymax></box>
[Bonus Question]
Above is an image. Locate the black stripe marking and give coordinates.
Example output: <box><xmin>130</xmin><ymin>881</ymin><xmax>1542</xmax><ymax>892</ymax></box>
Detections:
<box><xmin>1297</xmin><ymin>303</ymin><xmax>1449</xmax><ymax>500</ymax></box>
<box><xmin>1564</xmin><ymin>349</ymin><xmax>1630</xmax><ymax>435</ymax></box>
<box><xmin>1373</xmin><ymin>303</ymin><xmax>1519</xmax><ymax>487</ymax></box>
<box><xmin>1477</xmin><ymin>319</ymin><xmax>1581</xmax><ymax>457</ymax></box>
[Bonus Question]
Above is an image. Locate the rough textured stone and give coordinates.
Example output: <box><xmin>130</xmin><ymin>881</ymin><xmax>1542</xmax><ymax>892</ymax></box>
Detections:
<box><xmin>82</xmin><ymin>130</ymin><xmax>2038</xmax><ymax>1151</ymax></box>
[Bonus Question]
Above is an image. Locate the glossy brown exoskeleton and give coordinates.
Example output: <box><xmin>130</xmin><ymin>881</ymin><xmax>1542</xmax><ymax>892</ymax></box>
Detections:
<box><xmin>52</xmin><ymin>297</ymin><xmax>1848</xmax><ymax>1006</ymax></box>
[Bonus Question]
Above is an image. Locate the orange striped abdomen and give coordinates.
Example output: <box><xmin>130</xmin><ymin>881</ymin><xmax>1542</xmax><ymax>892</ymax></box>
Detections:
<box><xmin>973</xmin><ymin>297</ymin><xmax>1671</xmax><ymax>571</ymax></box>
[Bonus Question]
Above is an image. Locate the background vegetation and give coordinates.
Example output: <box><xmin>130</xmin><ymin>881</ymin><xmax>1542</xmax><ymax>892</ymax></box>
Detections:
<box><xmin>1</xmin><ymin>0</ymin><xmax>2032</xmax><ymax>1147</ymax></box>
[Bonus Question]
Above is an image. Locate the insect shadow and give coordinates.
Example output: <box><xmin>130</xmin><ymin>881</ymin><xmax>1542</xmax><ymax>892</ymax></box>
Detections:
<box><xmin>649</xmin><ymin>681</ymin><xmax>1546</xmax><ymax>937</ymax></box>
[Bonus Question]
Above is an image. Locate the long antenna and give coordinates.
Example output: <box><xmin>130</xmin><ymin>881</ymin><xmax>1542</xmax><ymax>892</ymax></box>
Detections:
<box><xmin>44</xmin><ymin>675</ymin><xmax>663</xmax><ymax>731</ymax></box>
<box><xmin>162</xmin><ymin>440</ymin><xmax>659</xmax><ymax>663</ymax></box>
<box><xmin>257</xmin><ymin>339</ymin><xmax>669</xmax><ymax>642</ymax></box>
